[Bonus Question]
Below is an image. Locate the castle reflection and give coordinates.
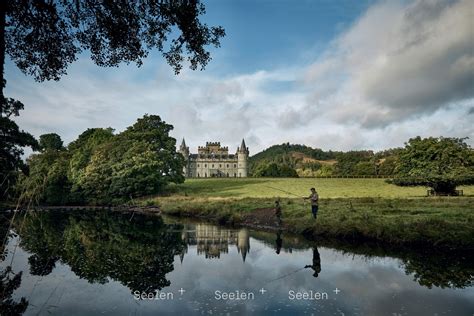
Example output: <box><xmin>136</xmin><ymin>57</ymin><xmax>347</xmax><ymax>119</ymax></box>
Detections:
<box><xmin>179</xmin><ymin>224</ymin><xmax>250</xmax><ymax>262</ymax></box>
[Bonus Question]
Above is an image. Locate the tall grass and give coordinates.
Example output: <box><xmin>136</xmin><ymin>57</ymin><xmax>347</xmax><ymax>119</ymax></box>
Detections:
<box><xmin>140</xmin><ymin>178</ymin><xmax>474</xmax><ymax>249</ymax></box>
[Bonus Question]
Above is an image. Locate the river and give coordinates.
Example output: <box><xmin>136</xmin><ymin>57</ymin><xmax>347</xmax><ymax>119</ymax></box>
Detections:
<box><xmin>0</xmin><ymin>209</ymin><xmax>472</xmax><ymax>315</ymax></box>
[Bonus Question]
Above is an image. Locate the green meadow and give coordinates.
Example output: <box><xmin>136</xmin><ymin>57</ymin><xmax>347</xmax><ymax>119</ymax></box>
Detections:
<box><xmin>141</xmin><ymin>178</ymin><xmax>474</xmax><ymax>250</ymax></box>
<box><xmin>161</xmin><ymin>178</ymin><xmax>474</xmax><ymax>199</ymax></box>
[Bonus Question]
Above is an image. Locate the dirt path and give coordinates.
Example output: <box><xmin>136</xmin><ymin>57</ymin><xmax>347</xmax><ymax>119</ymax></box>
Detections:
<box><xmin>240</xmin><ymin>207</ymin><xmax>286</xmax><ymax>231</ymax></box>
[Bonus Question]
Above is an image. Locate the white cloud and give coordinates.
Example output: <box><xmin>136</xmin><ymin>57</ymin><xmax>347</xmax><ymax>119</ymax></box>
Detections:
<box><xmin>5</xmin><ymin>0</ymin><xmax>474</xmax><ymax>155</ymax></box>
<box><xmin>304</xmin><ymin>0</ymin><xmax>474</xmax><ymax>127</ymax></box>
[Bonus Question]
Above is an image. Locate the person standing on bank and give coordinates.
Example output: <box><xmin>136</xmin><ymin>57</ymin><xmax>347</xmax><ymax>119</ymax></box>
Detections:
<box><xmin>304</xmin><ymin>188</ymin><xmax>319</xmax><ymax>219</ymax></box>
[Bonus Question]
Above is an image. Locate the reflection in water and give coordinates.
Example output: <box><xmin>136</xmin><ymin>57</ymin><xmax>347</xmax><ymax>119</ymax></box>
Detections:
<box><xmin>13</xmin><ymin>210</ymin><xmax>185</xmax><ymax>293</ymax></box>
<box><xmin>304</xmin><ymin>247</ymin><xmax>321</xmax><ymax>278</ymax></box>
<box><xmin>180</xmin><ymin>224</ymin><xmax>250</xmax><ymax>261</ymax></box>
<box><xmin>0</xmin><ymin>212</ymin><xmax>28</xmax><ymax>315</ymax></box>
<box><xmin>0</xmin><ymin>209</ymin><xmax>472</xmax><ymax>315</ymax></box>
<box><xmin>275</xmin><ymin>230</ymin><xmax>282</xmax><ymax>254</ymax></box>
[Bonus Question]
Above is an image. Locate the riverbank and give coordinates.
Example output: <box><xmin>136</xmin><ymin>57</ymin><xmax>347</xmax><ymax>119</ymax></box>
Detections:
<box><xmin>138</xmin><ymin>179</ymin><xmax>474</xmax><ymax>250</ymax></box>
<box><xmin>7</xmin><ymin>178</ymin><xmax>474</xmax><ymax>250</ymax></box>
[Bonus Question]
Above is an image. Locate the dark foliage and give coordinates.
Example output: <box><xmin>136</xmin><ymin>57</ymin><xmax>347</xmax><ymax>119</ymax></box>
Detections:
<box><xmin>0</xmin><ymin>99</ymin><xmax>38</xmax><ymax>200</ymax></box>
<box><xmin>19</xmin><ymin>115</ymin><xmax>184</xmax><ymax>205</ymax></box>
<box><xmin>388</xmin><ymin>137</ymin><xmax>474</xmax><ymax>194</ymax></box>
<box><xmin>39</xmin><ymin>133</ymin><xmax>63</xmax><ymax>151</ymax></box>
<box><xmin>4</xmin><ymin>0</ymin><xmax>225</xmax><ymax>82</ymax></box>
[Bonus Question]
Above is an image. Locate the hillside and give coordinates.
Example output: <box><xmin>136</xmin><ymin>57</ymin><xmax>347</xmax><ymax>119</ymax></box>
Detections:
<box><xmin>249</xmin><ymin>143</ymin><xmax>400</xmax><ymax>177</ymax></box>
<box><xmin>250</xmin><ymin>143</ymin><xmax>338</xmax><ymax>162</ymax></box>
<box><xmin>249</xmin><ymin>143</ymin><xmax>339</xmax><ymax>176</ymax></box>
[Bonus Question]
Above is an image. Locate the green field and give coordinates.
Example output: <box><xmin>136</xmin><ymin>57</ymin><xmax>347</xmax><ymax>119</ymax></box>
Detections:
<box><xmin>142</xmin><ymin>178</ymin><xmax>474</xmax><ymax>250</ymax></box>
<box><xmin>164</xmin><ymin>178</ymin><xmax>474</xmax><ymax>198</ymax></box>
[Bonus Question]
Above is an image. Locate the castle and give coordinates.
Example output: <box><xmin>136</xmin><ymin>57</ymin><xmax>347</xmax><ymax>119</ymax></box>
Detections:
<box><xmin>178</xmin><ymin>139</ymin><xmax>249</xmax><ymax>178</ymax></box>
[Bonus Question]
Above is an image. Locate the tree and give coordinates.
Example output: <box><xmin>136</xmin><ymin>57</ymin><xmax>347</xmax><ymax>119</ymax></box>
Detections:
<box><xmin>314</xmin><ymin>164</ymin><xmax>334</xmax><ymax>177</ymax></box>
<box><xmin>353</xmin><ymin>161</ymin><xmax>376</xmax><ymax>176</ymax></box>
<box><xmin>67</xmin><ymin>128</ymin><xmax>115</xmax><ymax>190</ymax></box>
<box><xmin>0</xmin><ymin>99</ymin><xmax>38</xmax><ymax>200</ymax></box>
<box><xmin>378</xmin><ymin>156</ymin><xmax>398</xmax><ymax>176</ymax></box>
<box><xmin>81</xmin><ymin>115</ymin><xmax>184</xmax><ymax>202</ymax></box>
<box><xmin>19</xmin><ymin>149</ymin><xmax>71</xmax><ymax>205</ymax></box>
<box><xmin>0</xmin><ymin>1</ymin><xmax>224</xmax><ymax>198</ymax></box>
<box><xmin>253</xmin><ymin>161</ymin><xmax>298</xmax><ymax>178</ymax></box>
<box><xmin>39</xmin><ymin>133</ymin><xmax>63</xmax><ymax>151</ymax></box>
<box><xmin>1</xmin><ymin>0</ymin><xmax>225</xmax><ymax>108</ymax></box>
<box><xmin>390</xmin><ymin>137</ymin><xmax>474</xmax><ymax>195</ymax></box>
<box><xmin>19</xmin><ymin>115</ymin><xmax>184</xmax><ymax>204</ymax></box>
<box><xmin>334</xmin><ymin>151</ymin><xmax>374</xmax><ymax>176</ymax></box>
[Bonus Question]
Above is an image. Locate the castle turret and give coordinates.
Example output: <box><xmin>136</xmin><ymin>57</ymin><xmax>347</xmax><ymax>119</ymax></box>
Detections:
<box><xmin>237</xmin><ymin>138</ymin><xmax>249</xmax><ymax>177</ymax></box>
<box><xmin>178</xmin><ymin>138</ymin><xmax>190</xmax><ymax>177</ymax></box>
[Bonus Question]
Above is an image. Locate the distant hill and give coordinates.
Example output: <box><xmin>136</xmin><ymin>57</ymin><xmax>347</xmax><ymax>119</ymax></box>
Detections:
<box><xmin>250</xmin><ymin>143</ymin><xmax>338</xmax><ymax>162</ymax></box>
<box><xmin>249</xmin><ymin>143</ymin><xmax>339</xmax><ymax>176</ymax></box>
<box><xmin>249</xmin><ymin>143</ymin><xmax>400</xmax><ymax>177</ymax></box>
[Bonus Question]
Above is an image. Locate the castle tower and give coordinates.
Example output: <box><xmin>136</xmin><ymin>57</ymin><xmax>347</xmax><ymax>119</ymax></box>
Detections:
<box><xmin>178</xmin><ymin>138</ymin><xmax>190</xmax><ymax>177</ymax></box>
<box><xmin>237</xmin><ymin>138</ymin><xmax>249</xmax><ymax>177</ymax></box>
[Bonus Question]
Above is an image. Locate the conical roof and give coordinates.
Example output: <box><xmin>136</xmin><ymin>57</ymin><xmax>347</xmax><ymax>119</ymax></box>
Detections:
<box><xmin>240</xmin><ymin>138</ymin><xmax>246</xmax><ymax>151</ymax></box>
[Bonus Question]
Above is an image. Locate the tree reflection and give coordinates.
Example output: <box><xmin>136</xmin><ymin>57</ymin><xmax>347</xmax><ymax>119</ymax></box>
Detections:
<box><xmin>15</xmin><ymin>210</ymin><xmax>185</xmax><ymax>294</ymax></box>
<box><xmin>315</xmin><ymin>238</ymin><xmax>474</xmax><ymax>289</ymax></box>
<box><xmin>403</xmin><ymin>252</ymin><xmax>474</xmax><ymax>289</ymax></box>
<box><xmin>0</xmin><ymin>212</ymin><xmax>28</xmax><ymax>315</ymax></box>
<box><xmin>249</xmin><ymin>229</ymin><xmax>473</xmax><ymax>289</ymax></box>
<box><xmin>11</xmin><ymin>209</ymin><xmax>474</xmax><ymax>293</ymax></box>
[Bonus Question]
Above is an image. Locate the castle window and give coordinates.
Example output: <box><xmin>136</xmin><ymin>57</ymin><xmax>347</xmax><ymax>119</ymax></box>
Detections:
<box><xmin>226</xmin><ymin>164</ymin><xmax>229</xmax><ymax>168</ymax></box>
<box><xmin>219</xmin><ymin>164</ymin><xmax>222</xmax><ymax>168</ymax></box>
<box><xmin>212</xmin><ymin>164</ymin><xmax>214</xmax><ymax>168</ymax></box>
<box><xmin>205</xmin><ymin>164</ymin><xmax>207</xmax><ymax>168</ymax></box>
<box><xmin>234</xmin><ymin>164</ymin><xmax>236</xmax><ymax>168</ymax></box>
<box><xmin>197</xmin><ymin>164</ymin><xmax>199</xmax><ymax>167</ymax></box>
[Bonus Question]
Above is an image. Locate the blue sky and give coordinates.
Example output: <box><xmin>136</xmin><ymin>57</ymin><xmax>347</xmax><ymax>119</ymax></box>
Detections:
<box><xmin>6</xmin><ymin>0</ymin><xmax>474</xmax><ymax>154</ymax></box>
<box><xmin>201</xmin><ymin>0</ymin><xmax>375</xmax><ymax>74</ymax></box>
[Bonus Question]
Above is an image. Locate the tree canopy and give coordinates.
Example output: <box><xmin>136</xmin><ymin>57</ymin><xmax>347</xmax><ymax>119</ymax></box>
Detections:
<box><xmin>39</xmin><ymin>133</ymin><xmax>63</xmax><ymax>151</ymax></box>
<box><xmin>0</xmin><ymin>99</ymin><xmax>38</xmax><ymax>200</ymax></box>
<box><xmin>19</xmin><ymin>115</ymin><xmax>184</xmax><ymax>205</ymax></box>
<box><xmin>252</xmin><ymin>162</ymin><xmax>299</xmax><ymax>178</ymax></box>
<box><xmin>0</xmin><ymin>0</ymin><xmax>224</xmax><ymax>199</ymax></box>
<box><xmin>390</xmin><ymin>137</ymin><xmax>474</xmax><ymax>194</ymax></box>
<box><xmin>3</xmin><ymin>1</ymin><xmax>225</xmax><ymax>83</ymax></box>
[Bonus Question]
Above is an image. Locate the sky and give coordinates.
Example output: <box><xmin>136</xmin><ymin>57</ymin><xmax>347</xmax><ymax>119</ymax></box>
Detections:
<box><xmin>6</xmin><ymin>0</ymin><xmax>474</xmax><ymax>155</ymax></box>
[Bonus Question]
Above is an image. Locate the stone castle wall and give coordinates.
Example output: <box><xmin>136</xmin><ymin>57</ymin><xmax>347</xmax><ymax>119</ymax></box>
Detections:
<box><xmin>179</xmin><ymin>140</ymin><xmax>249</xmax><ymax>178</ymax></box>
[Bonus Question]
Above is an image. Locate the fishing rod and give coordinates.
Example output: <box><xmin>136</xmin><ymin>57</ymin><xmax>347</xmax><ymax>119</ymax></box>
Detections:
<box><xmin>265</xmin><ymin>185</ymin><xmax>304</xmax><ymax>198</ymax></box>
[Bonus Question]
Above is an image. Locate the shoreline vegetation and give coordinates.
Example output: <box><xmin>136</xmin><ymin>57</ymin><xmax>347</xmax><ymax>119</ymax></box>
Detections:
<box><xmin>5</xmin><ymin>178</ymin><xmax>473</xmax><ymax>251</ymax></box>
<box><xmin>138</xmin><ymin>178</ymin><xmax>474</xmax><ymax>250</ymax></box>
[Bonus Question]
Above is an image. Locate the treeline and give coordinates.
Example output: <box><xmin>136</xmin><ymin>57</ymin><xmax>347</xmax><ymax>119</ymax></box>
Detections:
<box><xmin>18</xmin><ymin>115</ymin><xmax>184</xmax><ymax>205</ymax></box>
<box><xmin>249</xmin><ymin>143</ymin><xmax>402</xmax><ymax>178</ymax></box>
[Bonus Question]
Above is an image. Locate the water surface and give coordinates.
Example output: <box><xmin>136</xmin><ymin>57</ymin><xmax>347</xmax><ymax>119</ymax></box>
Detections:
<box><xmin>0</xmin><ymin>210</ymin><xmax>473</xmax><ymax>315</ymax></box>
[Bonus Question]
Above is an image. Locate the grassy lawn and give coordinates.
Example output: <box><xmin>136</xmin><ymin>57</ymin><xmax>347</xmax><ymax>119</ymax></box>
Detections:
<box><xmin>163</xmin><ymin>178</ymin><xmax>474</xmax><ymax>199</ymax></box>
<box><xmin>140</xmin><ymin>178</ymin><xmax>474</xmax><ymax>249</ymax></box>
